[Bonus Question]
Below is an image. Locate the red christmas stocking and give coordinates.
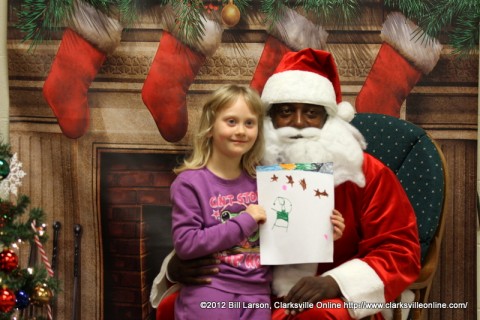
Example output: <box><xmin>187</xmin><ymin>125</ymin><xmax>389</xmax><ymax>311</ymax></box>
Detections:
<box><xmin>355</xmin><ymin>12</ymin><xmax>442</xmax><ymax>118</ymax></box>
<box><xmin>250</xmin><ymin>36</ymin><xmax>291</xmax><ymax>95</ymax></box>
<box><xmin>142</xmin><ymin>18</ymin><xmax>222</xmax><ymax>142</ymax></box>
<box><xmin>250</xmin><ymin>7</ymin><xmax>328</xmax><ymax>95</ymax></box>
<box><xmin>142</xmin><ymin>32</ymin><xmax>205</xmax><ymax>143</ymax></box>
<box><xmin>43</xmin><ymin>28</ymin><xmax>105</xmax><ymax>139</ymax></box>
<box><xmin>42</xmin><ymin>1</ymin><xmax>122</xmax><ymax>138</ymax></box>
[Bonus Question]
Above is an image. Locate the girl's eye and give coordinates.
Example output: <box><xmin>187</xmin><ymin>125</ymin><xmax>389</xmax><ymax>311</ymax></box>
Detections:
<box><xmin>245</xmin><ymin>119</ymin><xmax>256</xmax><ymax>127</ymax></box>
<box><xmin>227</xmin><ymin>119</ymin><xmax>236</xmax><ymax>125</ymax></box>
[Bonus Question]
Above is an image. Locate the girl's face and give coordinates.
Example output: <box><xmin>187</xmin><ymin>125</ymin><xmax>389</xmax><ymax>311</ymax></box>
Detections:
<box><xmin>210</xmin><ymin>95</ymin><xmax>259</xmax><ymax>162</ymax></box>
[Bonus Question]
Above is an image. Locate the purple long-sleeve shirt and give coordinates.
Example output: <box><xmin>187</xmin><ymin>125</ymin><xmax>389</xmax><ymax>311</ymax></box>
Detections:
<box><xmin>171</xmin><ymin>167</ymin><xmax>272</xmax><ymax>295</ymax></box>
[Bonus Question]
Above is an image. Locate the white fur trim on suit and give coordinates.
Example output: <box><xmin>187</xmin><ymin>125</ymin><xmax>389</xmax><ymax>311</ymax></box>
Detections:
<box><xmin>69</xmin><ymin>0</ymin><xmax>123</xmax><ymax>54</ymax></box>
<box><xmin>381</xmin><ymin>12</ymin><xmax>442</xmax><ymax>74</ymax></box>
<box><xmin>150</xmin><ymin>250</ymin><xmax>181</xmax><ymax>308</ymax></box>
<box><xmin>322</xmin><ymin>259</ymin><xmax>385</xmax><ymax>319</ymax></box>
<box><xmin>337</xmin><ymin>101</ymin><xmax>356</xmax><ymax>122</ymax></box>
<box><xmin>261</xmin><ymin>70</ymin><xmax>338</xmax><ymax>116</ymax></box>
<box><xmin>269</xmin><ymin>7</ymin><xmax>328</xmax><ymax>50</ymax></box>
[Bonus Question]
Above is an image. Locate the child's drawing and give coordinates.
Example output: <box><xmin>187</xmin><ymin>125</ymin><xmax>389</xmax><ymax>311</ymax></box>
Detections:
<box><xmin>271</xmin><ymin>196</ymin><xmax>292</xmax><ymax>230</ymax></box>
<box><xmin>257</xmin><ymin>162</ymin><xmax>334</xmax><ymax>265</ymax></box>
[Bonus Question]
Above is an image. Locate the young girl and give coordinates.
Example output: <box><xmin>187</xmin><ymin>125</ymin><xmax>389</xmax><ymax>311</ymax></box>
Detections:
<box><xmin>171</xmin><ymin>84</ymin><xmax>270</xmax><ymax>320</ymax></box>
<box><xmin>170</xmin><ymin>84</ymin><xmax>344</xmax><ymax>320</ymax></box>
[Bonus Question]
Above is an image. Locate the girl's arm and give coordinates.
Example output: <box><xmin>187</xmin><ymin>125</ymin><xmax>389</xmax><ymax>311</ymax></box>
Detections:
<box><xmin>171</xmin><ymin>178</ymin><xmax>260</xmax><ymax>260</ymax></box>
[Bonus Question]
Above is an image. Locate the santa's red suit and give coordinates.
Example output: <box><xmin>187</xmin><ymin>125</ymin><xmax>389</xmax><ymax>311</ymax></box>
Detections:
<box><xmin>150</xmin><ymin>48</ymin><xmax>421</xmax><ymax>320</ymax></box>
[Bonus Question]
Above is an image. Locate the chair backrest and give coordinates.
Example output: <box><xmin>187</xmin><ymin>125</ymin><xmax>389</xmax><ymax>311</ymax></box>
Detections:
<box><xmin>351</xmin><ymin>113</ymin><xmax>446</xmax><ymax>262</ymax></box>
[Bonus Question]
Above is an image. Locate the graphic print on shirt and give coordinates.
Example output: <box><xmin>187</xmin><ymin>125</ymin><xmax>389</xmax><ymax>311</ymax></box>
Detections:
<box><xmin>209</xmin><ymin>191</ymin><xmax>261</xmax><ymax>270</ymax></box>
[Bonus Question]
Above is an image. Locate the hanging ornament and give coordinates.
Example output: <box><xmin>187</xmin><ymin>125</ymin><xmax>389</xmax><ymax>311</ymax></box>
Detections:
<box><xmin>15</xmin><ymin>290</ymin><xmax>30</xmax><ymax>310</ymax></box>
<box><xmin>0</xmin><ymin>158</ymin><xmax>9</xmax><ymax>181</ymax></box>
<box><xmin>0</xmin><ymin>248</ymin><xmax>19</xmax><ymax>273</ymax></box>
<box><xmin>31</xmin><ymin>283</ymin><xmax>53</xmax><ymax>306</ymax></box>
<box><xmin>0</xmin><ymin>287</ymin><xmax>16</xmax><ymax>313</ymax></box>
<box><xmin>221</xmin><ymin>0</ymin><xmax>240</xmax><ymax>27</ymax></box>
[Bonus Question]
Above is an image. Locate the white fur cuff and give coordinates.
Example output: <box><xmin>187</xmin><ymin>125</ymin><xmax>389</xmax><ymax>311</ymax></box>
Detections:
<box><xmin>69</xmin><ymin>0</ymin><xmax>123</xmax><ymax>54</ymax></box>
<box><xmin>322</xmin><ymin>259</ymin><xmax>385</xmax><ymax>319</ymax></box>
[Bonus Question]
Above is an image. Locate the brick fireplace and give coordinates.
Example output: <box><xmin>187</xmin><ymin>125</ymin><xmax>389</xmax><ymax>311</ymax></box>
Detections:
<box><xmin>99</xmin><ymin>151</ymin><xmax>184</xmax><ymax>320</ymax></box>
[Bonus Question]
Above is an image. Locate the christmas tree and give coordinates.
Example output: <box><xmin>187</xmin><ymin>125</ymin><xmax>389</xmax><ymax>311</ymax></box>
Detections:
<box><xmin>0</xmin><ymin>143</ymin><xmax>59</xmax><ymax>320</ymax></box>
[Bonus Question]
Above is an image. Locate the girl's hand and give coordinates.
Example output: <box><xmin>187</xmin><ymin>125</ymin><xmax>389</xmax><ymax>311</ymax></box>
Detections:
<box><xmin>245</xmin><ymin>204</ymin><xmax>267</xmax><ymax>224</ymax></box>
<box><xmin>331</xmin><ymin>209</ymin><xmax>345</xmax><ymax>240</ymax></box>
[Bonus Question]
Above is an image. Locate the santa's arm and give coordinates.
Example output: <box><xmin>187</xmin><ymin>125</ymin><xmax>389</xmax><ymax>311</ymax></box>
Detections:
<box><xmin>323</xmin><ymin>156</ymin><xmax>421</xmax><ymax>319</ymax></box>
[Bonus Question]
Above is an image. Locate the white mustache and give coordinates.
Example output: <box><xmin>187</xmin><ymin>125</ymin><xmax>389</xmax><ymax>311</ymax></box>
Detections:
<box><xmin>275</xmin><ymin>126</ymin><xmax>323</xmax><ymax>140</ymax></box>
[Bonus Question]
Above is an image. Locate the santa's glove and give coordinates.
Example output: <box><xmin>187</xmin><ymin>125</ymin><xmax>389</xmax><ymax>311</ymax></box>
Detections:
<box><xmin>142</xmin><ymin>17</ymin><xmax>223</xmax><ymax>142</ymax></box>
<box><xmin>250</xmin><ymin>7</ymin><xmax>328</xmax><ymax>95</ymax></box>
<box><xmin>43</xmin><ymin>1</ymin><xmax>122</xmax><ymax>139</ymax></box>
<box><xmin>355</xmin><ymin>12</ymin><xmax>442</xmax><ymax>118</ymax></box>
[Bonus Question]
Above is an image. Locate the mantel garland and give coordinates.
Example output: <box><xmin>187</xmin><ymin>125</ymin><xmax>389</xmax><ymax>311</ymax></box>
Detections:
<box><xmin>15</xmin><ymin>0</ymin><xmax>479</xmax><ymax>55</ymax></box>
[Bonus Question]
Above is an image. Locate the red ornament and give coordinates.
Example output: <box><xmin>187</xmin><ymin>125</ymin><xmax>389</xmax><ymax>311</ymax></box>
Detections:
<box><xmin>0</xmin><ymin>248</ymin><xmax>18</xmax><ymax>273</ymax></box>
<box><xmin>0</xmin><ymin>288</ymin><xmax>16</xmax><ymax>312</ymax></box>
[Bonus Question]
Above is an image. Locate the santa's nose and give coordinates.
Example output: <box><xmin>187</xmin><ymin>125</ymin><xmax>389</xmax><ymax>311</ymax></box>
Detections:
<box><xmin>292</xmin><ymin>110</ymin><xmax>308</xmax><ymax>128</ymax></box>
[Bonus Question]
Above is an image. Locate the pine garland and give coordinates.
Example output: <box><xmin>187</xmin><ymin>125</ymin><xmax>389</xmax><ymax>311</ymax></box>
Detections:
<box><xmin>14</xmin><ymin>0</ymin><xmax>480</xmax><ymax>55</ymax></box>
<box><xmin>384</xmin><ymin>0</ymin><xmax>479</xmax><ymax>55</ymax></box>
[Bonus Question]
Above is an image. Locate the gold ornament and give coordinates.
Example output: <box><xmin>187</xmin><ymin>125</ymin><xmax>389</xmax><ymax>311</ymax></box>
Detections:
<box><xmin>221</xmin><ymin>0</ymin><xmax>240</xmax><ymax>27</ymax></box>
<box><xmin>31</xmin><ymin>283</ymin><xmax>53</xmax><ymax>306</ymax></box>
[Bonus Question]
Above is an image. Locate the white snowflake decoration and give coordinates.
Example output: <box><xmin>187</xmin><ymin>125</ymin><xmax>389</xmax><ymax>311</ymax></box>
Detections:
<box><xmin>0</xmin><ymin>153</ymin><xmax>26</xmax><ymax>200</ymax></box>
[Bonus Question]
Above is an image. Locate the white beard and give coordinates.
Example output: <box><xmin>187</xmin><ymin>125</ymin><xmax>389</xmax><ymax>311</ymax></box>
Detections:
<box><xmin>263</xmin><ymin>116</ymin><xmax>367</xmax><ymax>187</ymax></box>
<box><xmin>263</xmin><ymin>116</ymin><xmax>367</xmax><ymax>297</ymax></box>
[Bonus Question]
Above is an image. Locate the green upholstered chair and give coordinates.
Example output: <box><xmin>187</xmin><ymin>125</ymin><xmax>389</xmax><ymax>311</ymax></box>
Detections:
<box><xmin>351</xmin><ymin>113</ymin><xmax>449</xmax><ymax>320</ymax></box>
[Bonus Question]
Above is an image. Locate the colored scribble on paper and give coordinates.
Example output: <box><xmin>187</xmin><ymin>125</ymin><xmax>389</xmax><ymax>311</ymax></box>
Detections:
<box><xmin>257</xmin><ymin>162</ymin><xmax>335</xmax><ymax>265</ymax></box>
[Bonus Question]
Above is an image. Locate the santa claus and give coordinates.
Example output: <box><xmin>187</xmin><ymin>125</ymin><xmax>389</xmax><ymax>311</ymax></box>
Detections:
<box><xmin>150</xmin><ymin>48</ymin><xmax>421</xmax><ymax>320</ymax></box>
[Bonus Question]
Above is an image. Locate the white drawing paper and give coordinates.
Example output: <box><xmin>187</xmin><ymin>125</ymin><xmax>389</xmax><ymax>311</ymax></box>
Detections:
<box><xmin>257</xmin><ymin>163</ymin><xmax>334</xmax><ymax>265</ymax></box>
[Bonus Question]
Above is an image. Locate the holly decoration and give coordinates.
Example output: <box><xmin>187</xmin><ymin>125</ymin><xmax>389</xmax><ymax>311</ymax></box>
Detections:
<box><xmin>15</xmin><ymin>0</ymin><xmax>478</xmax><ymax>55</ymax></box>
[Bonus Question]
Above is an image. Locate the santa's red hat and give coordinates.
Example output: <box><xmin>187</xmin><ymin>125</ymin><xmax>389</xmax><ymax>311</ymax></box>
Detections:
<box><xmin>261</xmin><ymin>48</ymin><xmax>355</xmax><ymax>121</ymax></box>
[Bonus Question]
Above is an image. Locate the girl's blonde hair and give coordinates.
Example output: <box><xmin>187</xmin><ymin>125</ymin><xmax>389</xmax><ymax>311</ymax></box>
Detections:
<box><xmin>174</xmin><ymin>84</ymin><xmax>265</xmax><ymax>177</ymax></box>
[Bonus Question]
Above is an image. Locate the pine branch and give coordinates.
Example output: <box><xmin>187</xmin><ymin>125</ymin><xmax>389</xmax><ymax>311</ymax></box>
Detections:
<box><xmin>15</xmin><ymin>0</ymin><xmax>75</xmax><ymax>46</ymax></box>
<box><xmin>450</xmin><ymin>11</ymin><xmax>480</xmax><ymax>55</ymax></box>
<box><xmin>384</xmin><ymin>0</ymin><xmax>431</xmax><ymax>23</ymax></box>
<box><xmin>296</xmin><ymin>0</ymin><xmax>359</xmax><ymax>23</ymax></box>
<box><xmin>170</xmin><ymin>0</ymin><xmax>206</xmax><ymax>48</ymax></box>
<box><xmin>259</xmin><ymin>0</ymin><xmax>290</xmax><ymax>26</ymax></box>
<box><xmin>386</xmin><ymin>0</ymin><xmax>479</xmax><ymax>55</ymax></box>
<box><xmin>230</xmin><ymin>0</ymin><xmax>253</xmax><ymax>16</ymax></box>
